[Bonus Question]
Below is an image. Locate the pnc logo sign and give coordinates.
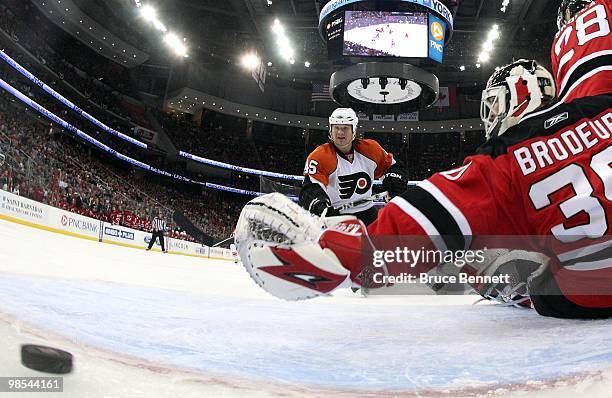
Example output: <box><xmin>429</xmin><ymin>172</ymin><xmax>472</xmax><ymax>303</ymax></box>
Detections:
<box><xmin>430</xmin><ymin>40</ymin><xmax>443</xmax><ymax>51</ymax></box>
<box><xmin>61</xmin><ymin>214</ymin><xmax>99</xmax><ymax>232</ymax></box>
<box><xmin>431</xmin><ymin>22</ymin><xmax>444</xmax><ymax>41</ymax></box>
<box><xmin>330</xmin><ymin>17</ymin><xmax>342</xmax><ymax>27</ymax></box>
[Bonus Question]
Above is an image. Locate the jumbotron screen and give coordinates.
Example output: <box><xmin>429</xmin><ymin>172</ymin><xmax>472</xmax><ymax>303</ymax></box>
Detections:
<box><xmin>342</xmin><ymin>11</ymin><xmax>428</xmax><ymax>58</ymax></box>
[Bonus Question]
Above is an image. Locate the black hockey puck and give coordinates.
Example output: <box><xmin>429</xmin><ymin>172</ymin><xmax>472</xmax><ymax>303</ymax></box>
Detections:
<box><xmin>20</xmin><ymin>344</ymin><xmax>73</xmax><ymax>374</ymax></box>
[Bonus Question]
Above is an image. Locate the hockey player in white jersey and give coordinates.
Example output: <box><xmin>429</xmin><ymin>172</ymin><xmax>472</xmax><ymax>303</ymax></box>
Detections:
<box><xmin>299</xmin><ymin>108</ymin><xmax>408</xmax><ymax>225</ymax></box>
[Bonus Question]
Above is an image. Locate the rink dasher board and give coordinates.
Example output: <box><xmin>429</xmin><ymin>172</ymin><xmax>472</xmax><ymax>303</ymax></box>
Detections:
<box><xmin>0</xmin><ymin>189</ymin><xmax>233</xmax><ymax>261</ymax></box>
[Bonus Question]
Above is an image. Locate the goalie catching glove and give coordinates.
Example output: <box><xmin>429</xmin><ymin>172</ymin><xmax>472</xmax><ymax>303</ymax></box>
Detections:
<box><xmin>234</xmin><ymin>193</ymin><xmax>371</xmax><ymax>300</ymax></box>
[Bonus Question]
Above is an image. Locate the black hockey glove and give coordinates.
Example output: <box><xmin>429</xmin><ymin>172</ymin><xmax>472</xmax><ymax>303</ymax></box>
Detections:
<box><xmin>309</xmin><ymin>197</ymin><xmax>340</xmax><ymax>217</ymax></box>
<box><xmin>299</xmin><ymin>182</ymin><xmax>339</xmax><ymax>217</ymax></box>
<box><xmin>382</xmin><ymin>163</ymin><xmax>409</xmax><ymax>198</ymax></box>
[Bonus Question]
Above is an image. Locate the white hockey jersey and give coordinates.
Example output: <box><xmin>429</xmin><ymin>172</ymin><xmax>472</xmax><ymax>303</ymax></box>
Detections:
<box><xmin>303</xmin><ymin>139</ymin><xmax>395</xmax><ymax>213</ymax></box>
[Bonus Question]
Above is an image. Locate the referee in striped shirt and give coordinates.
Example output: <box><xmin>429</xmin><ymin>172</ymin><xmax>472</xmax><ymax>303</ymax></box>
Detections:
<box><xmin>147</xmin><ymin>212</ymin><xmax>167</xmax><ymax>253</ymax></box>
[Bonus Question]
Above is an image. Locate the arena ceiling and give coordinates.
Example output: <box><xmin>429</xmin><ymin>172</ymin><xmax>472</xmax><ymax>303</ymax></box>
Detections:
<box><xmin>77</xmin><ymin>0</ymin><xmax>562</xmax><ymax>83</ymax></box>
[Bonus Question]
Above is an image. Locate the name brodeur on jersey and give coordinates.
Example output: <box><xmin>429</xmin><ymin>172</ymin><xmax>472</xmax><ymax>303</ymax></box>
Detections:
<box><xmin>515</xmin><ymin>111</ymin><xmax>611</xmax><ymax>176</ymax></box>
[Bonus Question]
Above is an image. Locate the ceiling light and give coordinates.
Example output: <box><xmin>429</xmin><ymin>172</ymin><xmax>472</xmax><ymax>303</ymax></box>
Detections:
<box><xmin>140</xmin><ymin>5</ymin><xmax>156</xmax><ymax>22</ymax></box>
<box><xmin>241</xmin><ymin>52</ymin><xmax>260</xmax><ymax>70</ymax></box>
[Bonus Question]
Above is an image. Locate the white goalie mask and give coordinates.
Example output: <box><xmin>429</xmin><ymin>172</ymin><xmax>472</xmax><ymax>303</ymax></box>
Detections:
<box><xmin>481</xmin><ymin>59</ymin><xmax>556</xmax><ymax>139</ymax></box>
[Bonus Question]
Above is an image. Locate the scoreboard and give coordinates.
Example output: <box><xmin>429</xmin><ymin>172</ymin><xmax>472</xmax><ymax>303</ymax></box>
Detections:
<box><xmin>320</xmin><ymin>0</ymin><xmax>453</xmax><ymax>64</ymax></box>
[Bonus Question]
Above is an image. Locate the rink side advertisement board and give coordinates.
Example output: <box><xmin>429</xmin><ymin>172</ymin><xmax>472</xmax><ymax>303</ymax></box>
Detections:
<box><xmin>0</xmin><ymin>189</ymin><xmax>49</xmax><ymax>225</ymax></box>
<box><xmin>53</xmin><ymin>211</ymin><xmax>102</xmax><ymax>241</ymax></box>
<box><xmin>103</xmin><ymin>224</ymin><xmax>139</xmax><ymax>245</ymax></box>
<box><xmin>0</xmin><ymin>189</ymin><xmax>232</xmax><ymax>261</ymax></box>
<box><xmin>209</xmin><ymin>246</ymin><xmax>232</xmax><ymax>260</ymax></box>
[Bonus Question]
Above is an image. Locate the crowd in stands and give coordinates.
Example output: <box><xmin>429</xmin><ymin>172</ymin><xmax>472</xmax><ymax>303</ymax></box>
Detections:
<box><xmin>0</xmin><ymin>0</ymin><xmax>152</xmax><ymax>131</ymax></box>
<box><xmin>165</xmin><ymin>109</ymin><xmax>486</xmax><ymax>181</ymax></box>
<box><xmin>0</xmin><ymin>1</ymin><xmax>266</xmax><ymax>200</ymax></box>
<box><xmin>402</xmin><ymin>131</ymin><xmax>483</xmax><ymax>180</ymax></box>
<box><xmin>0</xmin><ymin>70</ymin><xmax>484</xmax><ymax>243</ymax></box>
<box><xmin>163</xmin><ymin>112</ymin><xmax>311</xmax><ymax>177</ymax></box>
<box><xmin>162</xmin><ymin>112</ymin><xmax>260</xmax><ymax>169</ymax></box>
<box><xmin>0</xmin><ymin>97</ymin><xmax>245</xmax><ymax>241</ymax></box>
<box><xmin>251</xmin><ymin>123</ymin><xmax>307</xmax><ymax>176</ymax></box>
<box><xmin>0</xmin><ymin>60</ymin><xmax>143</xmax><ymax>162</ymax></box>
<box><xmin>0</xmin><ymin>30</ymin><xmax>484</xmax><ymax>235</ymax></box>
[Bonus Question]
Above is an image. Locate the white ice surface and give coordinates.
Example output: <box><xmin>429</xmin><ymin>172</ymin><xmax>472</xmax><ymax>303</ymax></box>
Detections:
<box><xmin>0</xmin><ymin>218</ymin><xmax>611</xmax><ymax>397</ymax></box>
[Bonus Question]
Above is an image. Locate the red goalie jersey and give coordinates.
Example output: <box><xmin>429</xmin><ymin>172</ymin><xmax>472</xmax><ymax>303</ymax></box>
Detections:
<box><xmin>551</xmin><ymin>0</ymin><xmax>612</xmax><ymax>103</ymax></box>
<box><xmin>368</xmin><ymin>95</ymin><xmax>612</xmax><ymax>315</ymax></box>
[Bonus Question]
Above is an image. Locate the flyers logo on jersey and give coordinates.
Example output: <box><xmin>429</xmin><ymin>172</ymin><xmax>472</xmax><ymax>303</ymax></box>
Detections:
<box><xmin>338</xmin><ymin>172</ymin><xmax>372</xmax><ymax>199</ymax></box>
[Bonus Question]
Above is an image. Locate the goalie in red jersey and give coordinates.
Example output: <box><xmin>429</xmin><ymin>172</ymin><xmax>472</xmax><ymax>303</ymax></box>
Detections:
<box><xmin>234</xmin><ymin>1</ymin><xmax>611</xmax><ymax>319</ymax></box>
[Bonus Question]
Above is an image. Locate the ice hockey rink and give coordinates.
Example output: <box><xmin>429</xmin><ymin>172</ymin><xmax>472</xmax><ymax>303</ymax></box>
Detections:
<box><xmin>1</xmin><ymin>218</ymin><xmax>611</xmax><ymax>398</ymax></box>
<box><xmin>343</xmin><ymin>23</ymin><xmax>429</xmax><ymax>57</ymax></box>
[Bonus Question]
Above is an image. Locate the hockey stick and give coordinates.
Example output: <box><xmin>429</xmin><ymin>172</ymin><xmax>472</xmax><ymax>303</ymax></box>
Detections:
<box><xmin>213</xmin><ymin>236</ymin><xmax>234</xmax><ymax>247</ymax></box>
<box><xmin>332</xmin><ymin>191</ymin><xmax>389</xmax><ymax>213</ymax></box>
